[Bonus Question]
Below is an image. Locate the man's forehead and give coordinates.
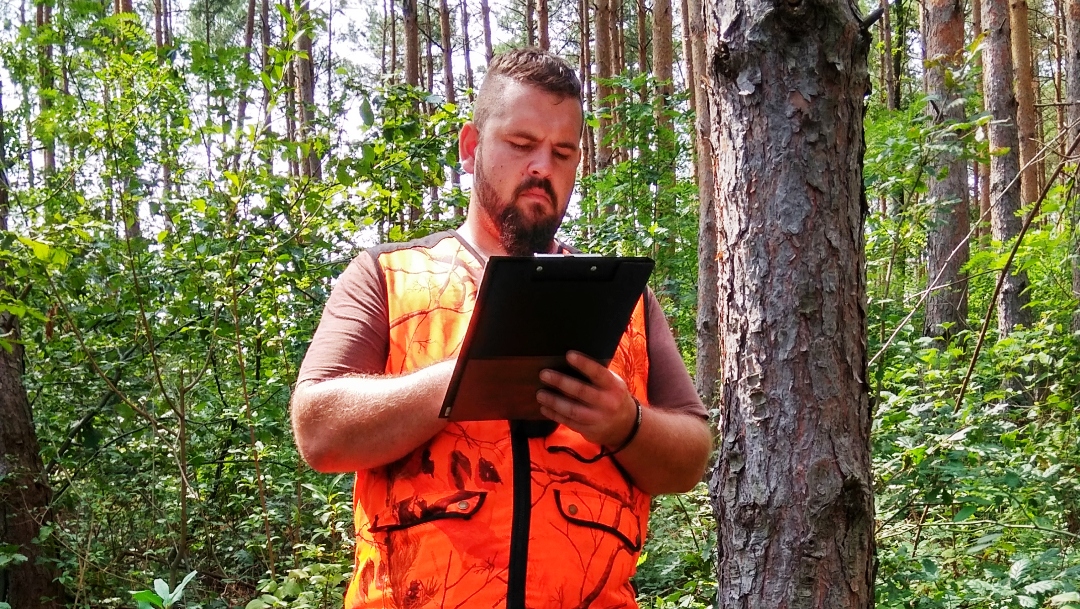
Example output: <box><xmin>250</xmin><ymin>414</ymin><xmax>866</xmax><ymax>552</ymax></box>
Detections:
<box><xmin>483</xmin><ymin>80</ymin><xmax>583</xmax><ymax>130</ymax></box>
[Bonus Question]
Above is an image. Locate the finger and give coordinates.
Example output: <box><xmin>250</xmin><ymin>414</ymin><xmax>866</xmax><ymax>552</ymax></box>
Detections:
<box><xmin>538</xmin><ymin>369</ymin><xmax>603</xmax><ymax>405</ymax></box>
<box><xmin>536</xmin><ymin>389</ymin><xmax>603</xmax><ymax>426</ymax></box>
<box><xmin>565</xmin><ymin>351</ymin><xmax>620</xmax><ymax>389</ymax></box>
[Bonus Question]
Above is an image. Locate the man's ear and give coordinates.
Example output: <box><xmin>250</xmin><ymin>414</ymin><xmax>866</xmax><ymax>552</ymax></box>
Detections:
<box><xmin>460</xmin><ymin>122</ymin><xmax>479</xmax><ymax>174</ymax></box>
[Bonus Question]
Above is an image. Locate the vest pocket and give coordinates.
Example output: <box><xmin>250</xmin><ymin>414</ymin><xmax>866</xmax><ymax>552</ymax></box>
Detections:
<box><xmin>553</xmin><ymin>488</ymin><xmax>642</xmax><ymax>552</ymax></box>
<box><xmin>369</xmin><ymin>490</ymin><xmax>487</xmax><ymax>533</ymax></box>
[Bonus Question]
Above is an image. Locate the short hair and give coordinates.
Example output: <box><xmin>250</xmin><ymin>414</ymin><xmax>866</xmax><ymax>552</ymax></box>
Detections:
<box><xmin>473</xmin><ymin>47</ymin><xmax>583</xmax><ymax>132</ymax></box>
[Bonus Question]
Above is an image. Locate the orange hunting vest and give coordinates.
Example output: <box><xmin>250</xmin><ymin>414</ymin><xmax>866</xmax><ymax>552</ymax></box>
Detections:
<box><xmin>343</xmin><ymin>232</ymin><xmax>652</xmax><ymax>609</ymax></box>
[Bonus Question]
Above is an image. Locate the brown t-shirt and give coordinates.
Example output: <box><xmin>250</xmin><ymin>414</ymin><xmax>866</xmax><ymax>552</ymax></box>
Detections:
<box><xmin>298</xmin><ymin>238</ymin><xmax>707</xmax><ymax>419</ymax></box>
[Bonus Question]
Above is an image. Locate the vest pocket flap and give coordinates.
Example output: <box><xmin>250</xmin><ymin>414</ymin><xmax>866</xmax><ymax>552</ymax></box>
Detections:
<box><xmin>554</xmin><ymin>489</ymin><xmax>642</xmax><ymax>552</ymax></box>
<box><xmin>370</xmin><ymin>490</ymin><xmax>487</xmax><ymax>533</ymax></box>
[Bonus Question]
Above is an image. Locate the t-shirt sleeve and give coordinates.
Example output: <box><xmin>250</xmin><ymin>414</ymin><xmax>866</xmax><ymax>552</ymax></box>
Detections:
<box><xmin>644</xmin><ymin>290</ymin><xmax>709</xmax><ymax>419</ymax></box>
<box><xmin>296</xmin><ymin>252</ymin><xmax>389</xmax><ymax>383</ymax></box>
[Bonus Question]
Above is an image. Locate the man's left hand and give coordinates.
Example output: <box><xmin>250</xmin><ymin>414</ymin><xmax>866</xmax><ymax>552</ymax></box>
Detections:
<box><xmin>536</xmin><ymin>350</ymin><xmax>638</xmax><ymax>449</ymax></box>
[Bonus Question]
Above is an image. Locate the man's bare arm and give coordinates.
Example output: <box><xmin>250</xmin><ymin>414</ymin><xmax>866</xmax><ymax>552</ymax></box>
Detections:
<box><xmin>290</xmin><ymin>360</ymin><xmax>455</xmax><ymax>473</ymax></box>
<box><xmin>537</xmin><ymin>351</ymin><xmax>713</xmax><ymax>495</ymax></box>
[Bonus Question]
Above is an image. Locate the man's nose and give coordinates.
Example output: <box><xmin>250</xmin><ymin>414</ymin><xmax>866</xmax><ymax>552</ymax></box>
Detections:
<box><xmin>528</xmin><ymin>148</ymin><xmax>555</xmax><ymax>177</ymax></box>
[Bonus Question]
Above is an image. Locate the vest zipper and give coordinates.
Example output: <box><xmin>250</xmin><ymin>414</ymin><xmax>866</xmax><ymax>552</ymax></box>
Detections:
<box><xmin>507</xmin><ymin>421</ymin><xmax>531</xmax><ymax>609</ymax></box>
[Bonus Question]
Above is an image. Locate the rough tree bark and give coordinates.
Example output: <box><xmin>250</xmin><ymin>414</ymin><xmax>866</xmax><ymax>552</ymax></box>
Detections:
<box><xmin>688</xmin><ymin>0</ymin><xmax>718</xmax><ymax>407</ymax></box>
<box><xmin>923</xmin><ymin>0</ymin><xmax>970</xmax><ymax>339</ymax></box>
<box><xmin>1067</xmin><ymin>0</ymin><xmax>1080</xmax><ymax>331</ymax></box>
<box><xmin>705</xmin><ymin>0</ymin><xmax>875</xmax><ymax>603</ymax></box>
<box><xmin>983</xmin><ymin>0</ymin><xmax>1033</xmax><ymax>336</ymax></box>
<box><xmin>1011</xmin><ymin>0</ymin><xmax>1039</xmax><ymax>205</ymax></box>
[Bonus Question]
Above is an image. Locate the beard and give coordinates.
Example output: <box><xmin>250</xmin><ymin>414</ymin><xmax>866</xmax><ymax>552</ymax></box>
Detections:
<box><xmin>474</xmin><ymin>158</ymin><xmax>562</xmax><ymax>256</ymax></box>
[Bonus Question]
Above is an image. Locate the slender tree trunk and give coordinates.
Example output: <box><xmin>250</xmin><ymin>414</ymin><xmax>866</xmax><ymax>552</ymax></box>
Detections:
<box><xmin>539</xmin><ymin>0</ymin><xmax>549</xmax><ymax>49</ymax></box>
<box><xmin>984</xmin><ymin>0</ymin><xmax>1033</xmax><ymax>336</ymax></box>
<box><xmin>461</xmin><ymin>0</ymin><xmax>475</xmax><ymax>99</ymax></box>
<box><xmin>1055</xmin><ymin>0</ymin><xmax>1066</xmax><ymax>161</ymax></box>
<box><xmin>1011</xmin><ymin>0</ymin><xmax>1039</xmax><ymax>205</ymax></box>
<box><xmin>596</xmin><ymin>0</ymin><xmax>615</xmax><ymax>173</ymax></box>
<box><xmin>404</xmin><ymin>0</ymin><xmax>421</xmax><ymax>87</ymax></box>
<box><xmin>892</xmin><ymin>0</ymin><xmax>906</xmax><ymax>109</ymax></box>
<box><xmin>36</xmin><ymin>1</ymin><xmax>54</xmax><ymax>177</ymax></box>
<box><xmin>706</xmin><ymin>0</ymin><xmax>875</xmax><ymax>601</ymax></box>
<box><xmin>580</xmin><ymin>0</ymin><xmax>596</xmax><ymax>177</ymax></box>
<box><xmin>260</xmin><ymin>0</ymin><xmax>271</xmax><ymax>132</ymax></box>
<box><xmin>637</xmin><ymin>0</ymin><xmax>648</xmax><ymax>74</ymax></box>
<box><xmin>526</xmin><ymin>0</ymin><xmax>536</xmax><ymax>45</ymax></box>
<box><xmin>681</xmin><ymin>0</ymin><xmax>694</xmax><ymax>113</ymax></box>
<box><xmin>440</xmin><ymin>0</ymin><xmax>460</xmax><ymax>194</ymax></box>
<box><xmin>296</xmin><ymin>0</ymin><xmax>321</xmax><ymax>180</ymax></box>
<box><xmin>233</xmin><ymin>0</ymin><xmax>257</xmax><ymax>171</ymax></box>
<box><xmin>688</xmin><ymin>0</ymin><xmax>718</xmax><ymax>406</ymax></box>
<box><xmin>923</xmin><ymin>0</ymin><xmax>970</xmax><ymax>339</ymax></box>
<box><xmin>481</xmin><ymin>0</ymin><xmax>493</xmax><ymax>61</ymax></box>
<box><xmin>391</xmin><ymin>0</ymin><xmax>399</xmax><ymax>75</ymax></box>
<box><xmin>653</xmin><ymin>0</ymin><xmax>675</xmax><ymax>258</ymax></box>
<box><xmin>973</xmin><ymin>0</ymin><xmax>991</xmax><ymax>240</ymax></box>
<box><xmin>1066</xmin><ymin>0</ymin><xmax>1080</xmax><ymax>330</ymax></box>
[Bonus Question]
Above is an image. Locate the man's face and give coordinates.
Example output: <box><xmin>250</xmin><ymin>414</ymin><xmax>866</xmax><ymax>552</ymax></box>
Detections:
<box><xmin>461</xmin><ymin>80</ymin><xmax>583</xmax><ymax>256</ymax></box>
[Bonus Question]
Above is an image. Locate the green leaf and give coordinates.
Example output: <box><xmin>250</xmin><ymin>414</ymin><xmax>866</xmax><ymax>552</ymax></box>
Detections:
<box><xmin>360</xmin><ymin>96</ymin><xmax>374</xmax><ymax>126</ymax></box>
<box><xmin>1018</xmin><ymin>596</ymin><xmax>1038</xmax><ymax>608</ymax></box>
<box><xmin>1026</xmin><ymin>580</ymin><xmax>1061</xmax><ymax>595</ymax></box>
<box><xmin>166</xmin><ymin>571</ymin><xmax>197</xmax><ymax>605</ymax></box>
<box><xmin>17</xmin><ymin>236</ymin><xmax>52</xmax><ymax>261</ymax></box>
<box><xmin>1051</xmin><ymin>592</ymin><xmax>1080</xmax><ymax>605</ymax></box>
<box><xmin>153</xmin><ymin>579</ymin><xmax>170</xmax><ymax>602</ymax></box>
<box><xmin>953</xmin><ymin>505</ymin><xmax>977</xmax><ymax>522</ymax></box>
<box><xmin>1010</xmin><ymin>558</ymin><xmax>1033</xmax><ymax>580</ymax></box>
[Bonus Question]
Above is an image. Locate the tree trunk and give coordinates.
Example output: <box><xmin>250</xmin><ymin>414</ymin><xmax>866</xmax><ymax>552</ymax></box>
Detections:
<box><xmin>637</xmin><ymin>0</ymin><xmax>648</xmax><ymax>74</ymax></box>
<box><xmin>526</xmin><ymin>0</ymin><xmax>535</xmax><ymax>46</ymax></box>
<box><xmin>461</xmin><ymin>0</ymin><xmax>475</xmax><ymax>99</ymax></box>
<box><xmin>923</xmin><ymin>0</ymin><xmax>970</xmax><ymax>339</ymax></box>
<box><xmin>705</xmin><ymin>0</ymin><xmax>875</xmax><ymax>602</ymax></box>
<box><xmin>1011</xmin><ymin>0</ymin><xmax>1039</xmax><ymax>205</ymax></box>
<box><xmin>539</xmin><ymin>0</ymin><xmax>549</xmax><ymax>49</ymax></box>
<box><xmin>1066</xmin><ymin>0</ymin><xmax>1080</xmax><ymax>330</ymax></box>
<box><xmin>681</xmin><ymin>0</ymin><xmax>694</xmax><ymax>113</ymax></box>
<box><xmin>481</xmin><ymin>0</ymin><xmax>493</xmax><ymax>61</ymax></box>
<box><xmin>984</xmin><ymin>0</ymin><xmax>1033</xmax><ymax>336</ymax></box>
<box><xmin>580</xmin><ymin>0</ymin><xmax>596</xmax><ymax>176</ymax></box>
<box><xmin>891</xmin><ymin>0</ymin><xmax>906</xmax><ymax>109</ymax></box>
<box><xmin>404</xmin><ymin>0</ymin><xmax>421</xmax><ymax>87</ymax></box>
<box><xmin>439</xmin><ymin>0</ymin><xmax>460</xmax><ymax>192</ymax></box>
<box><xmin>36</xmin><ymin>0</ymin><xmax>55</xmax><ymax>177</ymax></box>
<box><xmin>973</xmin><ymin>0</ymin><xmax>990</xmax><ymax>241</ymax></box>
<box><xmin>688</xmin><ymin>0</ymin><xmax>718</xmax><ymax>407</ymax></box>
<box><xmin>0</xmin><ymin>192</ymin><xmax>64</xmax><ymax>609</ymax></box>
<box><xmin>652</xmin><ymin>0</ymin><xmax>675</xmax><ymax>257</ymax></box>
<box><xmin>296</xmin><ymin>0</ymin><xmax>321</xmax><ymax>180</ymax></box>
<box><xmin>596</xmin><ymin>0</ymin><xmax>615</xmax><ymax>172</ymax></box>
<box><xmin>233</xmin><ymin>0</ymin><xmax>257</xmax><ymax>171</ymax></box>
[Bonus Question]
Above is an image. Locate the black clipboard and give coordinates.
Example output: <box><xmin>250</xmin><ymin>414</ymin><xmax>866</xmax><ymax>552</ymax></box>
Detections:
<box><xmin>440</xmin><ymin>255</ymin><xmax>654</xmax><ymax>421</ymax></box>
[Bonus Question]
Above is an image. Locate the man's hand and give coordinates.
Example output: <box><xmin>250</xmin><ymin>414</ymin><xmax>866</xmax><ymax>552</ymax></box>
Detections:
<box><xmin>537</xmin><ymin>350</ymin><xmax>713</xmax><ymax>495</ymax></box>
<box><xmin>536</xmin><ymin>350</ymin><xmax>638</xmax><ymax>449</ymax></box>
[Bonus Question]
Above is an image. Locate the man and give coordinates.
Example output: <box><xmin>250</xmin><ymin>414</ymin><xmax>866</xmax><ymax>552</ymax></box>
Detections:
<box><xmin>292</xmin><ymin>48</ymin><xmax>712</xmax><ymax>609</ymax></box>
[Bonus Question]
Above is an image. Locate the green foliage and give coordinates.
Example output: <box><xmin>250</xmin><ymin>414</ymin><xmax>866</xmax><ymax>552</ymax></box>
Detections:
<box><xmin>131</xmin><ymin>571</ymin><xmax>197</xmax><ymax>609</ymax></box>
<box><xmin>634</xmin><ymin>484</ymin><xmax>717</xmax><ymax>608</ymax></box>
<box><xmin>565</xmin><ymin>72</ymin><xmax>700</xmax><ymax>360</ymax></box>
